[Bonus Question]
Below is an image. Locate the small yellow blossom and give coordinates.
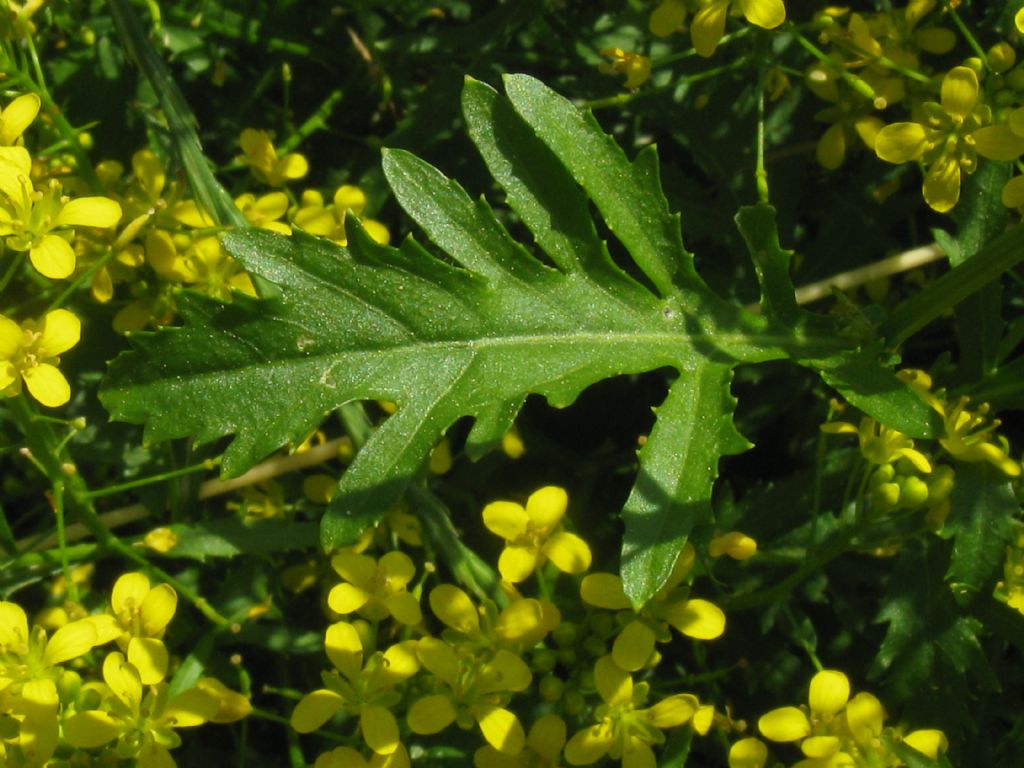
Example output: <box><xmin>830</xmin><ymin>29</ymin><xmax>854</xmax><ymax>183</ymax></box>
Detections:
<box><xmin>483</xmin><ymin>486</ymin><xmax>591</xmax><ymax>583</ymax></box>
<box><xmin>875</xmin><ymin>66</ymin><xmax>1024</xmax><ymax>211</ymax></box>
<box><xmin>598</xmin><ymin>48</ymin><xmax>651</xmax><ymax>90</ymax></box>
<box><xmin>564</xmin><ymin>655</ymin><xmax>699</xmax><ymax>766</ymax></box>
<box><xmin>821</xmin><ymin>415</ymin><xmax>932</xmax><ymax>472</ymax></box>
<box><xmin>327</xmin><ymin>551</ymin><xmax>423</xmax><ymax>625</ymax></box>
<box><xmin>0</xmin><ymin>309</ymin><xmax>80</xmax><ymax>407</ymax></box>
<box><xmin>142</xmin><ymin>526</ymin><xmax>179</xmax><ymax>553</ymax></box>
<box><xmin>0</xmin><ymin>146</ymin><xmax>121</xmax><ymax>278</ymax></box>
<box><xmin>105</xmin><ymin>572</ymin><xmax>178</xmax><ymax>684</ymax></box>
<box><xmin>293</xmin><ymin>184</ymin><xmax>391</xmax><ymax>246</ymax></box>
<box><xmin>238</xmin><ymin>128</ymin><xmax>308</xmax><ymax>187</ymax></box>
<box><xmin>292</xmin><ymin>622</ymin><xmax>419</xmax><ymax>755</ymax></box>
<box><xmin>236</xmin><ymin>191</ymin><xmax>291</xmax><ymax>234</ymax></box>
<box><xmin>64</xmin><ymin>652</ymin><xmax>219</xmax><ymax>768</ymax></box>
<box><xmin>580</xmin><ymin>544</ymin><xmax>724</xmax><ymax>671</ymax></box>
<box><xmin>474</xmin><ymin>712</ymin><xmax>566</xmax><ymax>768</ymax></box>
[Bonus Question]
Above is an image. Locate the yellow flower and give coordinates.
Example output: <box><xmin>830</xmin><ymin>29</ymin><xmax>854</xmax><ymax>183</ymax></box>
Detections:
<box><xmin>327</xmin><ymin>551</ymin><xmax>423</xmax><ymax>625</ymax></box>
<box><xmin>105</xmin><ymin>572</ymin><xmax>178</xmax><ymax>684</ymax></box>
<box><xmin>821</xmin><ymin>416</ymin><xmax>932</xmax><ymax>472</ymax></box>
<box><xmin>474</xmin><ymin>713</ymin><xmax>566</xmax><ymax>768</ymax></box>
<box><xmin>691</xmin><ymin>0</ymin><xmax>786</xmax><ymax>58</ymax></box>
<box><xmin>580</xmin><ymin>544</ymin><xmax>725</xmax><ymax>671</ymax></box>
<box><xmin>429</xmin><ymin>584</ymin><xmax>559</xmax><ymax>653</ymax></box>
<box><xmin>0</xmin><ymin>309</ymin><xmax>80</xmax><ymax>407</ymax></box>
<box><xmin>598</xmin><ymin>49</ymin><xmax>652</xmax><ymax>90</ymax></box>
<box><xmin>407</xmin><ymin>637</ymin><xmax>532</xmax><ymax>755</ymax></box>
<box><xmin>293</xmin><ymin>184</ymin><xmax>391</xmax><ymax>246</ymax></box>
<box><xmin>483</xmin><ymin>486</ymin><xmax>591</xmax><ymax>583</ymax></box>
<box><xmin>236</xmin><ymin>191</ymin><xmax>292</xmax><ymax>234</ymax></box>
<box><xmin>292</xmin><ymin>622</ymin><xmax>419</xmax><ymax>755</ymax></box>
<box><xmin>0</xmin><ymin>93</ymin><xmax>40</xmax><ymax>145</ymax></box>
<box><xmin>564</xmin><ymin>655</ymin><xmax>698</xmax><ymax>766</ymax></box>
<box><xmin>0</xmin><ymin>147</ymin><xmax>121</xmax><ymax>278</ymax></box>
<box><xmin>238</xmin><ymin>128</ymin><xmax>308</xmax><ymax>187</ymax></box>
<box><xmin>63</xmin><ymin>652</ymin><xmax>219</xmax><ymax>768</ymax></box>
<box><xmin>875</xmin><ymin>66</ymin><xmax>1024</xmax><ymax>212</ymax></box>
<box><xmin>935</xmin><ymin>397</ymin><xmax>1019</xmax><ymax>477</ymax></box>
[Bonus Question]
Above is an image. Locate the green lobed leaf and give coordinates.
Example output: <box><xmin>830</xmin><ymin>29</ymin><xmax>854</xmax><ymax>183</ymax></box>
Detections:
<box><xmin>945</xmin><ymin>462</ymin><xmax>1017</xmax><ymax>600</ymax></box>
<box><xmin>99</xmin><ymin>74</ymin><xmax>871</xmax><ymax>600</ymax></box>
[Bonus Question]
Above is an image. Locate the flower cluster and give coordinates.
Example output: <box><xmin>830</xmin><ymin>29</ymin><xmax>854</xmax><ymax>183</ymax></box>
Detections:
<box><xmin>0</xmin><ymin>573</ymin><xmax>248</xmax><ymax>767</ymax></box>
<box><xmin>290</xmin><ymin>485</ymin><xmax>732</xmax><ymax>767</ymax></box>
<box><xmin>729</xmin><ymin>669</ymin><xmax>947</xmax><ymax>767</ymax></box>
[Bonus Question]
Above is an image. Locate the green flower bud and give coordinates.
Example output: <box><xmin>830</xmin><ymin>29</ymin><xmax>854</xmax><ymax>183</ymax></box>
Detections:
<box><xmin>540</xmin><ymin>674</ymin><xmax>565</xmax><ymax>702</ymax></box>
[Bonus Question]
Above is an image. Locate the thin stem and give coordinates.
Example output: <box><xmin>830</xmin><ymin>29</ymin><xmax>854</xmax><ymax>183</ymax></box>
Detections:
<box><xmin>756</xmin><ymin>64</ymin><xmax>770</xmax><ymax>205</ymax></box>
<box><xmin>84</xmin><ymin>456</ymin><xmax>222</xmax><ymax>499</ymax></box>
<box><xmin>943</xmin><ymin>2</ymin><xmax>987</xmax><ymax>66</ymax></box>
<box><xmin>52</xmin><ymin>480</ymin><xmax>79</xmax><ymax>603</ymax></box>
<box><xmin>789</xmin><ymin>25</ymin><xmax>876</xmax><ymax>101</ymax></box>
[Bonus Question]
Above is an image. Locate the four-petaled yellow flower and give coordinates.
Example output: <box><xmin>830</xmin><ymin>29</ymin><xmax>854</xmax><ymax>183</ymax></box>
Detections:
<box><xmin>564</xmin><ymin>655</ymin><xmax>699</xmax><ymax>767</ymax></box>
<box><xmin>328</xmin><ymin>551</ymin><xmax>423</xmax><ymax>625</ymax></box>
<box><xmin>238</xmin><ymin>128</ymin><xmax>309</xmax><ymax>187</ymax></box>
<box><xmin>875</xmin><ymin>66</ymin><xmax>1024</xmax><ymax>212</ymax></box>
<box><xmin>599</xmin><ymin>49</ymin><xmax>652</xmax><ymax>90</ymax></box>
<box><xmin>0</xmin><ymin>145</ymin><xmax>122</xmax><ymax>278</ymax></box>
<box><xmin>483</xmin><ymin>486</ymin><xmax>591</xmax><ymax>583</ymax></box>
<box><xmin>63</xmin><ymin>651</ymin><xmax>219</xmax><ymax>768</ymax></box>
<box><xmin>0</xmin><ymin>308</ymin><xmax>81</xmax><ymax>407</ymax></box>
<box><xmin>102</xmin><ymin>572</ymin><xmax>179</xmax><ymax>684</ymax></box>
<box><xmin>292</xmin><ymin>622</ymin><xmax>420</xmax><ymax>755</ymax></box>
<box><xmin>581</xmin><ymin>544</ymin><xmax>725</xmax><ymax>671</ymax></box>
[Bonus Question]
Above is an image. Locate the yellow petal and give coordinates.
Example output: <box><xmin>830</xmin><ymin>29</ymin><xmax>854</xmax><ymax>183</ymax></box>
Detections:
<box><xmin>693</xmin><ymin>704</ymin><xmax>715</xmax><ymax>735</ymax></box>
<box><xmin>171</xmin><ymin>199</ymin><xmax>215</xmax><ymax>228</ymax></box>
<box><xmin>1002</xmin><ymin>175</ymin><xmax>1024</xmax><ymax>208</ymax></box>
<box><xmin>196</xmin><ymin>677</ymin><xmax>253</xmax><ymax>723</ymax></box>
<box><xmin>328</xmin><ymin>582</ymin><xmax>371</xmax><ymax>615</ymax></box>
<box><xmin>802</xmin><ymin>735</ymin><xmax>841</xmax><ymax>758</ymax></box>
<box><xmin>612</xmin><ymin>619</ymin><xmax>656</xmax><ymax>672</ymax></box>
<box><xmin>728</xmin><ymin>738</ymin><xmax>768</xmax><ymax>768</ymax></box>
<box><xmin>325</xmin><ymin>621</ymin><xmax>363</xmax><ymax>680</ymax></box>
<box><xmin>691</xmin><ymin>0</ymin><xmax>730</xmax><ymax>58</ymax></box>
<box><xmin>291</xmin><ymin>689</ymin><xmax>345</xmax><ymax>733</ymax></box>
<box><xmin>874</xmin><ymin>123</ymin><xmax>928</xmax><ymax>164</ymax></box>
<box><xmin>127</xmin><ymin>636</ymin><xmax>169</xmax><ymax>684</ymax></box>
<box><xmin>494</xmin><ymin>598</ymin><xmax>545</xmax><ymax>643</ymax></box>
<box><xmin>580</xmin><ymin>573</ymin><xmax>631</xmax><ymax>610</ymax></box>
<box><xmin>940</xmin><ymin>66</ymin><xmax>978</xmax><ymax>120</ymax></box>
<box><xmin>383</xmin><ymin>591</ymin><xmax>422</xmax><ymax>625</ymax></box>
<box><xmin>476</xmin><ymin>705</ymin><xmax>525</xmax><ymax>755</ymax></box>
<box><xmin>23</xmin><ymin>363</ymin><xmax>71</xmax><ymax>407</ymax></box>
<box><xmin>0</xmin><ymin>146</ymin><xmax>31</xmax><ymax>199</ymax></box>
<box><xmin>525</xmin><ymin>485</ymin><xmax>568</xmax><ymax>528</ymax></box>
<box><xmin>43</xmin><ymin>619</ymin><xmax>96</xmax><ymax>664</ymax></box>
<box><xmin>30</xmin><ymin>234</ymin><xmax>76</xmax><ymax>279</ymax></box>
<box><xmin>622</xmin><ymin>743</ymin><xmax>657</xmax><ymax>768</ymax></box>
<box><xmin>0</xmin><ymin>314</ymin><xmax>23</xmax><ymax>359</ymax></box>
<box><xmin>64</xmin><ymin>711</ymin><xmax>121</xmax><ymax>748</ymax></box>
<box><xmin>816</xmin><ymin>123</ymin><xmax>847</xmax><ymax>170</ymax></box>
<box><xmin>903</xmin><ymin>729</ymin><xmax>948</xmax><ymax>758</ymax></box>
<box><xmin>407</xmin><ymin>694</ymin><xmax>456</xmax><ymax>734</ymax></box>
<box><xmin>709</xmin><ymin>531</ymin><xmax>758</xmax><ymax>560</ymax></box>
<box><xmin>132</xmin><ymin>149</ymin><xmax>166</xmax><ymax>201</ymax></box>
<box><xmin>809</xmin><ymin>669</ymin><xmax>850</xmax><ymax>717</ymax></box>
<box><xmin>645</xmin><ymin>693</ymin><xmax>698</xmax><ymax>727</ymax></box>
<box><xmin>758</xmin><ymin>706</ymin><xmax>811</xmax><ymax>742</ymax></box>
<box><xmin>316</xmin><ymin>747</ymin><xmax>369</xmax><ymax>768</ymax></box>
<box><xmin>429</xmin><ymin>583</ymin><xmax>480</xmax><ymax>634</ymax></box>
<box><xmin>972</xmin><ymin>125</ymin><xmax>1024</xmax><ymax>161</ymax></box>
<box><xmin>483</xmin><ymin>500</ymin><xmax>529</xmax><ymax>541</ymax></box>
<box><xmin>379</xmin><ymin>550</ymin><xmax>416</xmax><ymax>588</ymax></box>
<box><xmin>162</xmin><ymin>686</ymin><xmax>219</xmax><ymax>727</ymax></box>
<box><xmin>55</xmin><ymin>196</ymin><xmax>122</xmax><ymax>229</ymax></box>
<box><xmin>112</xmin><ymin>572</ymin><xmax>150</xmax><ymax>617</ymax></box>
<box><xmin>845</xmin><ymin>692</ymin><xmax>884</xmax><ymax>746</ymax></box>
<box><xmin>527</xmin><ymin>713</ymin><xmax>567</xmax><ymax>758</ymax></box>
<box><xmin>416</xmin><ymin>636</ymin><xmax>460</xmax><ymax>685</ymax></box>
<box><xmin>499</xmin><ymin>544</ymin><xmax>540</xmax><ymax>583</ymax></box>
<box><xmin>277</xmin><ymin>153</ymin><xmax>309</xmax><ymax>182</ymax></box>
<box><xmin>334</xmin><ymin>184</ymin><xmax>367</xmax><ymax>214</ymax></box>
<box><xmin>103</xmin><ymin>651</ymin><xmax>142</xmax><ymax>709</ymax></box>
<box><xmin>594</xmin><ymin>654</ymin><xmax>633</xmax><ymax>706</ymax></box>
<box><xmin>662</xmin><ymin>598</ymin><xmax>726</xmax><ymax>640</ymax></box>
<box><xmin>739</xmin><ymin>0</ymin><xmax>785</xmax><ymax>29</ymax></box>
<box><xmin>379</xmin><ymin>640</ymin><xmax>420</xmax><ymax>682</ymax></box>
<box><xmin>649</xmin><ymin>0</ymin><xmax>688</xmax><ymax>37</ymax></box>
<box><xmin>485</xmin><ymin>649</ymin><xmax>533</xmax><ymax>693</ymax></box>
<box><xmin>363</xmin><ymin>219</ymin><xmax>391</xmax><ymax>245</ymax></box>
<box><xmin>923</xmin><ymin>154</ymin><xmax>961</xmax><ymax>213</ymax></box>
<box><xmin>1017</xmin><ymin>7</ymin><xmax>1024</xmax><ymax>34</ymax></box>
<box><xmin>331</xmin><ymin>552</ymin><xmax>377</xmax><ymax>587</ymax></box>
<box><xmin>140</xmin><ymin>583</ymin><xmax>177</xmax><ymax>635</ymax></box>
<box><xmin>361</xmin><ymin>705</ymin><xmax>400</xmax><ymax>754</ymax></box>
<box><xmin>0</xmin><ymin>93</ymin><xmax>40</xmax><ymax>145</ymax></box>
<box><xmin>564</xmin><ymin>722</ymin><xmax>613</xmax><ymax>765</ymax></box>
<box><xmin>543</xmin><ymin>531</ymin><xmax>592</xmax><ymax>574</ymax></box>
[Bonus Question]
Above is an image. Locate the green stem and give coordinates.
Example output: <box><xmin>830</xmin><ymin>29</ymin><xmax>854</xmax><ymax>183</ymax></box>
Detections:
<box><xmin>756</xmin><ymin>65</ymin><xmax>770</xmax><ymax>205</ymax></box>
<box><xmin>789</xmin><ymin>25</ymin><xmax>876</xmax><ymax>101</ymax></box>
<box><xmin>279</xmin><ymin>89</ymin><xmax>345</xmax><ymax>154</ymax></box>
<box><xmin>6</xmin><ymin>395</ymin><xmax>229</xmax><ymax>625</ymax></box>
<box><xmin>942</xmin><ymin>2</ymin><xmax>987</xmax><ymax>66</ymax></box>
<box><xmin>83</xmin><ymin>456</ymin><xmax>221</xmax><ymax>499</ymax></box>
<box><xmin>51</xmin><ymin>479</ymin><xmax>78</xmax><ymax>603</ymax></box>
